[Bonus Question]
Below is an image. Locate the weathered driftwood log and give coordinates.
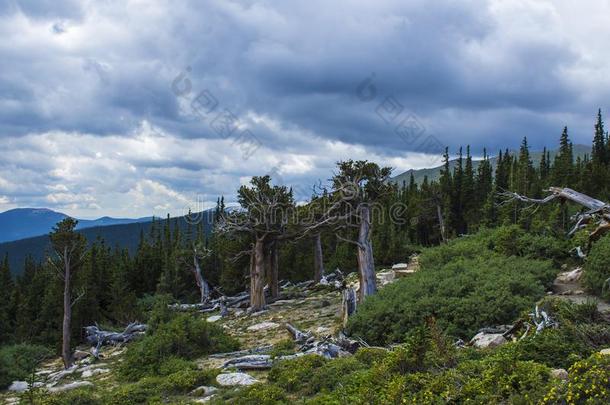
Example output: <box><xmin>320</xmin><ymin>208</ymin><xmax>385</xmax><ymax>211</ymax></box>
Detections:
<box><xmin>285</xmin><ymin>323</ymin><xmax>313</xmax><ymax>343</ymax></box>
<box><xmin>499</xmin><ymin>187</ymin><xmax>610</xmax><ymax>242</ymax></box>
<box><xmin>208</xmin><ymin>345</ymin><xmax>273</xmax><ymax>359</ymax></box>
<box><xmin>85</xmin><ymin>322</ymin><xmax>147</xmax><ymax>358</ymax></box>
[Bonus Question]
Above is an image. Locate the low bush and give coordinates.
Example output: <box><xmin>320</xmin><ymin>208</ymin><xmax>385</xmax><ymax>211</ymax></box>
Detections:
<box><xmin>39</xmin><ymin>388</ymin><xmax>102</xmax><ymax>405</ymax></box>
<box><xmin>583</xmin><ymin>233</ymin><xmax>610</xmax><ymax>297</ymax></box>
<box><xmin>160</xmin><ymin>368</ymin><xmax>219</xmax><ymax>393</ymax></box>
<box><xmin>542</xmin><ymin>352</ymin><xmax>610</xmax><ymax>403</ymax></box>
<box><xmin>229</xmin><ymin>384</ymin><xmax>288</xmax><ymax>405</ymax></box>
<box><xmin>118</xmin><ymin>313</ymin><xmax>239</xmax><ymax>380</ymax></box>
<box><xmin>268</xmin><ymin>354</ymin><xmax>327</xmax><ymax>392</ymax></box>
<box><xmin>0</xmin><ymin>343</ymin><xmax>53</xmax><ymax>389</ymax></box>
<box><xmin>268</xmin><ymin>339</ymin><xmax>296</xmax><ymax>358</ymax></box>
<box><xmin>107</xmin><ymin>377</ymin><xmax>163</xmax><ymax>405</ymax></box>
<box><xmin>348</xmin><ymin>243</ymin><xmax>556</xmax><ymax>344</ymax></box>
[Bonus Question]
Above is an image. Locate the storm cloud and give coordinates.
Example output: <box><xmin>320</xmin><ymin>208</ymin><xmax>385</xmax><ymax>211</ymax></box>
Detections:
<box><xmin>0</xmin><ymin>0</ymin><xmax>609</xmax><ymax>217</ymax></box>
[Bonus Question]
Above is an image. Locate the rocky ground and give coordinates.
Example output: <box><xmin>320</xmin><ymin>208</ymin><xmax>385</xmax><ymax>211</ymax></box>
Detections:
<box><xmin>3</xmin><ymin>257</ymin><xmax>609</xmax><ymax>404</ymax></box>
<box><xmin>551</xmin><ymin>266</ymin><xmax>610</xmax><ymax>313</ymax></box>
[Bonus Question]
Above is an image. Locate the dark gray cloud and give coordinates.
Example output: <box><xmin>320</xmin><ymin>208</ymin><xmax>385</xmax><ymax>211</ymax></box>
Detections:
<box><xmin>0</xmin><ymin>0</ymin><xmax>608</xmax><ymax>217</ymax></box>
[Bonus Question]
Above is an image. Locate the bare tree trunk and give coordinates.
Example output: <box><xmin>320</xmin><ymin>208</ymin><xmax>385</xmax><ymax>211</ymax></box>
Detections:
<box><xmin>62</xmin><ymin>251</ymin><xmax>72</xmax><ymax>369</ymax></box>
<box><xmin>193</xmin><ymin>252</ymin><xmax>209</xmax><ymax>304</ymax></box>
<box><xmin>270</xmin><ymin>242</ymin><xmax>279</xmax><ymax>299</ymax></box>
<box><xmin>250</xmin><ymin>237</ymin><xmax>266</xmax><ymax>310</ymax></box>
<box><xmin>313</xmin><ymin>233</ymin><xmax>324</xmax><ymax>282</ymax></box>
<box><xmin>436</xmin><ymin>203</ymin><xmax>447</xmax><ymax>243</ymax></box>
<box><xmin>357</xmin><ymin>205</ymin><xmax>377</xmax><ymax>301</ymax></box>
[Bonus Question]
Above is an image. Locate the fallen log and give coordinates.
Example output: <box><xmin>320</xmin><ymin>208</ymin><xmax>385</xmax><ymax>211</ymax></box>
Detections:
<box><xmin>208</xmin><ymin>344</ymin><xmax>273</xmax><ymax>359</ymax></box>
<box><xmin>285</xmin><ymin>323</ymin><xmax>313</xmax><ymax>343</ymax></box>
<box><xmin>84</xmin><ymin>322</ymin><xmax>147</xmax><ymax>358</ymax></box>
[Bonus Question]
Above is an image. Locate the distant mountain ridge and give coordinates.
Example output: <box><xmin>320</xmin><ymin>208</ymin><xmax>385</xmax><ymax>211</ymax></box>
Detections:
<box><xmin>0</xmin><ymin>210</ymin><xmax>215</xmax><ymax>275</ymax></box>
<box><xmin>0</xmin><ymin>208</ymin><xmax>152</xmax><ymax>243</ymax></box>
<box><xmin>390</xmin><ymin>144</ymin><xmax>591</xmax><ymax>186</ymax></box>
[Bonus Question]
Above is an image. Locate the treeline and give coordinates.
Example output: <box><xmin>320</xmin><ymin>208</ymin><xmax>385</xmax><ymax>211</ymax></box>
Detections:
<box><xmin>1</xmin><ymin>109</ymin><xmax>610</xmax><ymax>350</ymax></box>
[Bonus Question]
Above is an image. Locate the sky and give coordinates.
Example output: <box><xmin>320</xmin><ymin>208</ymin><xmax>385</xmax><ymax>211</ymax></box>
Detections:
<box><xmin>1</xmin><ymin>0</ymin><xmax>610</xmax><ymax>218</ymax></box>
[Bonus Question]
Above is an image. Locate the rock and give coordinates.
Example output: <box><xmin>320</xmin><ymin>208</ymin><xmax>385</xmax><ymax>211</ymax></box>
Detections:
<box><xmin>207</xmin><ymin>315</ymin><xmax>222</xmax><ymax>323</ymax></box>
<box><xmin>600</xmin><ymin>348</ymin><xmax>610</xmax><ymax>355</ymax></box>
<box><xmin>550</xmin><ymin>368</ymin><xmax>569</xmax><ymax>381</ymax></box>
<box><xmin>48</xmin><ymin>381</ymin><xmax>94</xmax><ymax>393</ymax></box>
<box><xmin>5</xmin><ymin>397</ymin><xmax>19</xmax><ymax>405</ymax></box>
<box><xmin>391</xmin><ymin>263</ymin><xmax>408</xmax><ymax>270</ymax></box>
<box><xmin>73</xmin><ymin>350</ymin><xmax>91</xmax><ymax>361</ymax></box>
<box><xmin>315</xmin><ymin>326</ymin><xmax>331</xmax><ymax>334</ymax></box>
<box><xmin>247</xmin><ymin>321</ymin><xmax>279</xmax><ymax>331</ymax></box>
<box><xmin>216</xmin><ymin>372</ymin><xmax>258</xmax><ymax>386</ymax></box>
<box><xmin>470</xmin><ymin>332</ymin><xmax>507</xmax><ymax>349</ymax></box>
<box><xmin>81</xmin><ymin>368</ymin><xmax>110</xmax><ymax>378</ymax></box>
<box><xmin>195</xmin><ymin>396</ymin><xmax>215</xmax><ymax>403</ymax></box>
<box><xmin>556</xmin><ymin>267</ymin><xmax>583</xmax><ymax>283</ymax></box>
<box><xmin>8</xmin><ymin>381</ymin><xmax>29</xmax><ymax>392</ymax></box>
<box><xmin>190</xmin><ymin>385</ymin><xmax>218</xmax><ymax>397</ymax></box>
<box><xmin>376</xmin><ymin>270</ymin><xmax>395</xmax><ymax>286</ymax></box>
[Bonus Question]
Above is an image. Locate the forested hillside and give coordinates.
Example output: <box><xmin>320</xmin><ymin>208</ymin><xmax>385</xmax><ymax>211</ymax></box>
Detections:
<box><xmin>2</xmin><ymin>111</ymin><xmax>610</xmax><ymax>403</ymax></box>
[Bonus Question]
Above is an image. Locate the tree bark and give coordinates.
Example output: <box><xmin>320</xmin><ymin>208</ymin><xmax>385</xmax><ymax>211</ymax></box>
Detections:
<box><xmin>436</xmin><ymin>203</ymin><xmax>447</xmax><ymax>243</ymax></box>
<box><xmin>250</xmin><ymin>236</ymin><xmax>266</xmax><ymax>310</ymax></box>
<box><xmin>357</xmin><ymin>205</ymin><xmax>377</xmax><ymax>301</ymax></box>
<box><xmin>62</xmin><ymin>248</ymin><xmax>72</xmax><ymax>369</ymax></box>
<box><xmin>193</xmin><ymin>251</ymin><xmax>209</xmax><ymax>304</ymax></box>
<box><xmin>313</xmin><ymin>233</ymin><xmax>324</xmax><ymax>282</ymax></box>
<box><xmin>270</xmin><ymin>241</ymin><xmax>279</xmax><ymax>299</ymax></box>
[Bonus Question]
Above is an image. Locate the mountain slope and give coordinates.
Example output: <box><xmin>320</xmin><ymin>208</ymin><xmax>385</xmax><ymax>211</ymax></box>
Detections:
<box><xmin>0</xmin><ymin>208</ymin><xmax>151</xmax><ymax>243</ymax></box>
<box><xmin>0</xmin><ymin>210</ymin><xmax>214</xmax><ymax>275</ymax></box>
<box><xmin>391</xmin><ymin>144</ymin><xmax>591</xmax><ymax>186</ymax></box>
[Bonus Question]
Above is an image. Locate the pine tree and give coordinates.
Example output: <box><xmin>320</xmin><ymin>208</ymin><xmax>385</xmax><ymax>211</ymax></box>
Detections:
<box><xmin>553</xmin><ymin>126</ymin><xmax>574</xmax><ymax>187</ymax></box>
<box><xmin>0</xmin><ymin>254</ymin><xmax>15</xmax><ymax>344</ymax></box>
<box><xmin>592</xmin><ymin>109</ymin><xmax>606</xmax><ymax>165</ymax></box>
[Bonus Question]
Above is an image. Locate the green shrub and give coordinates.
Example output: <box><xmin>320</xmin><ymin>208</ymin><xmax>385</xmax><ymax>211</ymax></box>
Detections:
<box><xmin>230</xmin><ymin>384</ymin><xmax>288</xmax><ymax>405</ymax></box>
<box><xmin>157</xmin><ymin>356</ymin><xmax>196</xmax><ymax>376</ymax></box>
<box><xmin>307</xmin><ymin>356</ymin><xmax>365</xmax><ymax>395</ymax></box>
<box><xmin>118</xmin><ymin>313</ymin><xmax>239</xmax><ymax>380</ymax></box>
<box><xmin>107</xmin><ymin>377</ymin><xmax>163</xmax><ymax>405</ymax></box>
<box><xmin>268</xmin><ymin>354</ymin><xmax>327</xmax><ymax>392</ymax></box>
<box><xmin>353</xmin><ymin>347</ymin><xmax>389</xmax><ymax>366</ymax></box>
<box><xmin>160</xmin><ymin>368</ymin><xmax>219</xmax><ymax>393</ymax></box>
<box><xmin>584</xmin><ymin>234</ymin><xmax>610</xmax><ymax>297</ymax></box>
<box><xmin>269</xmin><ymin>339</ymin><xmax>296</xmax><ymax>358</ymax></box>
<box><xmin>40</xmin><ymin>388</ymin><xmax>102</xmax><ymax>405</ymax></box>
<box><xmin>0</xmin><ymin>343</ymin><xmax>53</xmax><ymax>389</ymax></box>
<box><xmin>542</xmin><ymin>352</ymin><xmax>610</xmax><ymax>403</ymax></box>
<box><xmin>348</xmin><ymin>237</ymin><xmax>556</xmax><ymax>344</ymax></box>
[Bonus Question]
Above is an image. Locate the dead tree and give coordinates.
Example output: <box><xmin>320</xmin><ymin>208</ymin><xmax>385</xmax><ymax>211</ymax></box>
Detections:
<box><xmin>217</xmin><ymin>176</ymin><xmax>294</xmax><ymax>311</ymax></box>
<box><xmin>313</xmin><ymin>233</ymin><xmax>325</xmax><ymax>282</ymax></box>
<box><xmin>303</xmin><ymin>161</ymin><xmax>393</xmax><ymax>302</ymax></box>
<box><xmin>191</xmin><ymin>244</ymin><xmax>211</xmax><ymax>304</ymax></box>
<box><xmin>499</xmin><ymin>187</ymin><xmax>610</xmax><ymax>244</ymax></box>
<box><xmin>48</xmin><ymin>218</ymin><xmax>87</xmax><ymax>369</ymax></box>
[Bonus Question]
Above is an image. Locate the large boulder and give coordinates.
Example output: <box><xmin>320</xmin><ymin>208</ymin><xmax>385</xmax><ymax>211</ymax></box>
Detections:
<box><xmin>550</xmin><ymin>368</ymin><xmax>569</xmax><ymax>381</ymax></box>
<box><xmin>556</xmin><ymin>267</ymin><xmax>583</xmax><ymax>283</ymax></box>
<box><xmin>216</xmin><ymin>372</ymin><xmax>258</xmax><ymax>386</ymax></box>
<box><xmin>8</xmin><ymin>381</ymin><xmax>29</xmax><ymax>392</ymax></box>
<box><xmin>470</xmin><ymin>332</ymin><xmax>507</xmax><ymax>349</ymax></box>
<box><xmin>376</xmin><ymin>270</ymin><xmax>395</xmax><ymax>286</ymax></box>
